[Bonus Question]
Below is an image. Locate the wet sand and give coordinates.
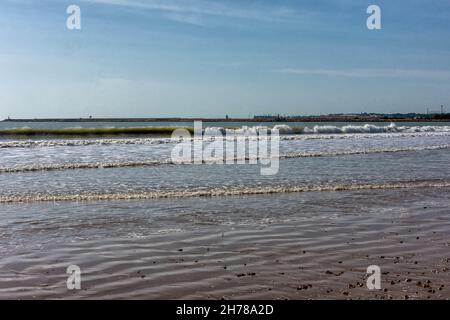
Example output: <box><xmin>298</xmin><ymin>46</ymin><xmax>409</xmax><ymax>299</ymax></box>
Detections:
<box><xmin>0</xmin><ymin>188</ymin><xmax>449</xmax><ymax>300</ymax></box>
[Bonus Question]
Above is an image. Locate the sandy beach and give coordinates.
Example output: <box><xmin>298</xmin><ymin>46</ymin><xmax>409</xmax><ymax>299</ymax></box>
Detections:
<box><xmin>1</xmin><ymin>187</ymin><xmax>449</xmax><ymax>300</ymax></box>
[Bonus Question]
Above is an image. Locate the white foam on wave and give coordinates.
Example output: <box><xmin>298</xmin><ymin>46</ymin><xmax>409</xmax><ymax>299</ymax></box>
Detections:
<box><xmin>307</xmin><ymin>123</ymin><xmax>450</xmax><ymax>134</ymax></box>
<box><xmin>1</xmin><ymin>179</ymin><xmax>449</xmax><ymax>203</ymax></box>
<box><xmin>1</xmin><ymin>124</ymin><xmax>450</xmax><ymax>149</ymax></box>
<box><xmin>203</xmin><ymin>125</ymin><xmax>298</xmax><ymax>135</ymax></box>
<box><xmin>306</xmin><ymin>123</ymin><xmax>391</xmax><ymax>134</ymax></box>
<box><xmin>273</xmin><ymin>124</ymin><xmax>294</xmax><ymax>134</ymax></box>
<box><xmin>0</xmin><ymin>138</ymin><xmax>175</xmax><ymax>149</ymax></box>
<box><xmin>1</xmin><ymin>144</ymin><xmax>449</xmax><ymax>174</ymax></box>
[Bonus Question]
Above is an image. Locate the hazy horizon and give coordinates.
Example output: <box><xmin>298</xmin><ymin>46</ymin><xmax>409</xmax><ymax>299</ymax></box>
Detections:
<box><xmin>1</xmin><ymin>0</ymin><xmax>450</xmax><ymax>118</ymax></box>
<box><xmin>1</xmin><ymin>110</ymin><xmax>446</xmax><ymax>121</ymax></box>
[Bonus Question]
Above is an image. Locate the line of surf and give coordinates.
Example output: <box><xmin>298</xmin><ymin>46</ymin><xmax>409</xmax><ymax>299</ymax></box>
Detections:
<box><xmin>1</xmin><ymin>144</ymin><xmax>449</xmax><ymax>174</ymax></box>
<box><xmin>1</xmin><ymin>123</ymin><xmax>449</xmax><ymax>140</ymax></box>
<box><xmin>1</xmin><ymin>179</ymin><xmax>449</xmax><ymax>203</ymax></box>
<box><xmin>1</xmin><ymin>131</ymin><xmax>450</xmax><ymax>149</ymax></box>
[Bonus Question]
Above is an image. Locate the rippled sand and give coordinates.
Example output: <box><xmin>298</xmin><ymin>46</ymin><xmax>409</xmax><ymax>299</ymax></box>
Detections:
<box><xmin>0</xmin><ymin>188</ymin><xmax>449</xmax><ymax>300</ymax></box>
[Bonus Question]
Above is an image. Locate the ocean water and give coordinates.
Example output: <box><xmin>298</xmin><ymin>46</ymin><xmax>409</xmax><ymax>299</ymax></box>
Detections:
<box><xmin>1</xmin><ymin>121</ymin><xmax>450</xmax><ymax>241</ymax></box>
<box><xmin>1</xmin><ymin>121</ymin><xmax>450</xmax><ymax>197</ymax></box>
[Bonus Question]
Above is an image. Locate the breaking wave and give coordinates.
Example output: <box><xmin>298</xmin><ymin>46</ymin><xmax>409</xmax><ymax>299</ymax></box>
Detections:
<box><xmin>202</xmin><ymin>123</ymin><xmax>450</xmax><ymax>135</ymax></box>
<box><xmin>1</xmin><ymin>125</ymin><xmax>450</xmax><ymax>149</ymax></box>
<box><xmin>0</xmin><ymin>126</ymin><xmax>194</xmax><ymax>137</ymax></box>
<box><xmin>1</xmin><ymin>123</ymin><xmax>450</xmax><ymax>139</ymax></box>
<box><xmin>1</xmin><ymin>179</ymin><xmax>449</xmax><ymax>203</ymax></box>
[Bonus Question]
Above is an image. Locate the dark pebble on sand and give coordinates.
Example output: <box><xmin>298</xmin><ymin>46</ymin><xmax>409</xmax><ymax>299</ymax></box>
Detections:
<box><xmin>297</xmin><ymin>284</ymin><xmax>311</xmax><ymax>290</ymax></box>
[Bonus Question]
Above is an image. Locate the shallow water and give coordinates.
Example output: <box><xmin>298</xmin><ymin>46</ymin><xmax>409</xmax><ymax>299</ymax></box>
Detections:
<box><xmin>0</xmin><ymin>122</ymin><xmax>449</xmax><ymax>200</ymax></box>
<box><xmin>1</xmin><ymin>121</ymin><xmax>449</xmax><ymax>223</ymax></box>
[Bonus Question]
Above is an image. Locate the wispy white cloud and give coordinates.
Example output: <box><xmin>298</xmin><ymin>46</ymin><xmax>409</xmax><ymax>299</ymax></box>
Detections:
<box><xmin>275</xmin><ymin>68</ymin><xmax>450</xmax><ymax>79</ymax></box>
<box><xmin>81</xmin><ymin>0</ymin><xmax>299</xmax><ymax>23</ymax></box>
<box><xmin>162</xmin><ymin>12</ymin><xmax>204</xmax><ymax>26</ymax></box>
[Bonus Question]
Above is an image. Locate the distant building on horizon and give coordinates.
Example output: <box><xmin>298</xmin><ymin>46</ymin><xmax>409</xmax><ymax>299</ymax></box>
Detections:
<box><xmin>427</xmin><ymin>105</ymin><xmax>446</xmax><ymax>115</ymax></box>
<box><xmin>254</xmin><ymin>114</ymin><xmax>287</xmax><ymax>121</ymax></box>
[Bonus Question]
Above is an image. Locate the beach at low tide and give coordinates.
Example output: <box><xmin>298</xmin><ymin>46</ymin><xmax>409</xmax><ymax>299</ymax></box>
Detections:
<box><xmin>1</xmin><ymin>187</ymin><xmax>449</xmax><ymax>300</ymax></box>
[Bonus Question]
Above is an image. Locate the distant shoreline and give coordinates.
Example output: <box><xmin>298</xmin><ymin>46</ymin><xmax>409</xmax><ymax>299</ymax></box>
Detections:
<box><xmin>2</xmin><ymin>116</ymin><xmax>450</xmax><ymax>123</ymax></box>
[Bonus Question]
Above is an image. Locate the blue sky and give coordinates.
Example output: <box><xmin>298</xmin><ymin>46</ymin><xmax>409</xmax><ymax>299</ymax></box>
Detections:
<box><xmin>1</xmin><ymin>0</ymin><xmax>450</xmax><ymax>118</ymax></box>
